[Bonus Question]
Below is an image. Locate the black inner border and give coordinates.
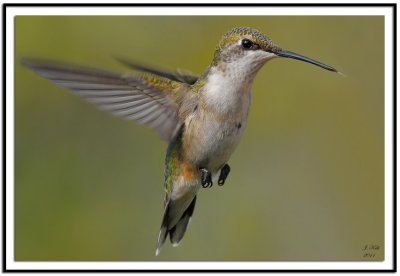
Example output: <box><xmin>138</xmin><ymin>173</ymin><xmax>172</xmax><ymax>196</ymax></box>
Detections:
<box><xmin>3</xmin><ymin>3</ymin><xmax>397</xmax><ymax>273</ymax></box>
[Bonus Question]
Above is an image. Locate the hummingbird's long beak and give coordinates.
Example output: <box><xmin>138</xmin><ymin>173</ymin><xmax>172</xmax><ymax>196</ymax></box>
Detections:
<box><xmin>274</xmin><ymin>49</ymin><xmax>338</xmax><ymax>73</ymax></box>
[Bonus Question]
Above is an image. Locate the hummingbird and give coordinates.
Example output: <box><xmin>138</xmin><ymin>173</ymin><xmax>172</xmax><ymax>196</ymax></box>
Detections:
<box><xmin>21</xmin><ymin>26</ymin><xmax>338</xmax><ymax>256</ymax></box>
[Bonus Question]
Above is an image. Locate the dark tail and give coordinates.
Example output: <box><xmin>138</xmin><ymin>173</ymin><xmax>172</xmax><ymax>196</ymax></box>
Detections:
<box><xmin>155</xmin><ymin>196</ymin><xmax>197</xmax><ymax>256</ymax></box>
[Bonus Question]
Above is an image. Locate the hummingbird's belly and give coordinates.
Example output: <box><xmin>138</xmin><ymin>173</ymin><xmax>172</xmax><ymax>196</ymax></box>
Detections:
<box><xmin>183</xmin><ymin>113</ymin><xmax>247</xmax><ymax>172</ymax></box>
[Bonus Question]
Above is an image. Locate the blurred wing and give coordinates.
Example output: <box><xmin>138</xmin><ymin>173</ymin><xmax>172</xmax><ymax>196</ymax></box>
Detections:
<box><xmin>115</xmin><ymin>56</ymin><xmax>199</xmax><ymax>85</ymax></box>
<box><xmin>21</xmin><ymin>58</ymin><xmax>184</xmax><ymax>142</ymax></box>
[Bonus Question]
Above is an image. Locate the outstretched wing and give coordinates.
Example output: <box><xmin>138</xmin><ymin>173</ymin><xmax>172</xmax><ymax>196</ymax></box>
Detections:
<box><xmin>115</xmin><ymin>56</ymin><xmax>199</xmax><ymax>85</ymax></box>
<box><xmin>21</xmin><ymin>58</ymin><xmax>187</xmax><ymax>142</ymax></box>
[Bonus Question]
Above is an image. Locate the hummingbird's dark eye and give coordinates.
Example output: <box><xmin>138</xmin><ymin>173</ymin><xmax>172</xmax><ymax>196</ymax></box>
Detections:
<box><xmin>241</xmin><ymin>39</ymin><xmax>254</xmax><ymax>49</ymax></box>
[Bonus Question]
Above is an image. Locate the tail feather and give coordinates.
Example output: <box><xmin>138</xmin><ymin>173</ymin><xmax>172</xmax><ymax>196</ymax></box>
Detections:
<box><xmin>155</xmin><ymin>218</ymin><xmax>169</xmax><ymax>256</ymax></box>
<box><xmin>155</xmin><ymin>201</ymin><xmax>170</xmax><ymax>256</ymax></box>
<box><xmin>155</xmin><ymin>196</ymin><xmax>197</xmax><ymax>256</ymax></box>
<box><xmin>169</xmin><ymin>196</ymin><xmax>196</xmax><ymax>246</ymax></box>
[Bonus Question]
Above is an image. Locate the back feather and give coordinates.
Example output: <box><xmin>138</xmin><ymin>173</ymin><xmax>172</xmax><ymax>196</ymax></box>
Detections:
<box><xmin>114</xmin><ymin>56</ymin><xmax>199</xmax><ymax>85</ymax></box>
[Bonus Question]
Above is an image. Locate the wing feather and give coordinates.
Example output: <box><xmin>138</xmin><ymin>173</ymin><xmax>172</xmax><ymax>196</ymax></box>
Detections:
<box><xmin>21</xmin><ymin>58</ymin><xmax>187</xmax><ymax>142</ymax></box>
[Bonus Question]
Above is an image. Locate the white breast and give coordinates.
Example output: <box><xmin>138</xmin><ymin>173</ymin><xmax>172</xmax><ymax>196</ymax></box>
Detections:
<box><xmin>203</xmin><ymin>67</ymin><xmax>252</xmax><ymax>113</ymax></box>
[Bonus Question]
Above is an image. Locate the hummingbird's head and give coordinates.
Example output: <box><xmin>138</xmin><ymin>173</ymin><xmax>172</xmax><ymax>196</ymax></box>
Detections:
<box><xmin>212</xmin><ymin>27</ymin><xmax>337</xmax><ymax>75</ymax></box>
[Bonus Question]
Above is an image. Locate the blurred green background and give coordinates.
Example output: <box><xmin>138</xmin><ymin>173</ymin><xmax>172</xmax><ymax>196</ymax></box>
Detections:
<box><xmin>15</xmin><ymin>16</ymin><xmax>384</xmax><ymax>261</ymax></box>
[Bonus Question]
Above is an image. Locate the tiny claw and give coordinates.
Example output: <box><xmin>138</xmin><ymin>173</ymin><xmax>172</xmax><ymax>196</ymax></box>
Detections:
<box><xmin>205</xmin><ymin>181</ymin><xmax>213</xmax><ymax>188</ymax></box>
<box><xmin>200</xmin><ymin>168</ymin><xmax>213</xmax><ymax>188</ymax></box>
<box><xmin>218</xmin><ymin>164</ymin><xmax>231</xmax><ymax>186</ymax></box>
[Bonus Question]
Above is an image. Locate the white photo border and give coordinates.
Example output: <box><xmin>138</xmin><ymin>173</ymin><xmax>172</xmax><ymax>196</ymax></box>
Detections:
<box><xmin>4</xmin><ymin>3</ymin><xmax>396</xmax><ymax>272</ymax></box>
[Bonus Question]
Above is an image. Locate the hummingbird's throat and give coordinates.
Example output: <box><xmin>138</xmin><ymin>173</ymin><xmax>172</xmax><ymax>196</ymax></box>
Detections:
<box><xmin>212</xmin><ymin>56</ymin><xmax>268</xmax><ymax>90</ymax></box>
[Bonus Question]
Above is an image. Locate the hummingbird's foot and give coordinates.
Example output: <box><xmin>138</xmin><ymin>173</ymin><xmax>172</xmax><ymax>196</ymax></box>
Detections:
<box><xmin>218</xmin><ymin>164</ymin><xmax>231</xmax><ymax>186</ymax></box>
<box><xmin>200</xmin><ymin>168</ymin><xmax>213</xmax><ymax>188</ymax></box>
